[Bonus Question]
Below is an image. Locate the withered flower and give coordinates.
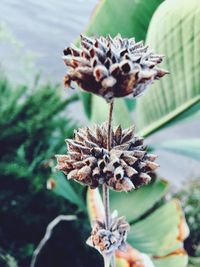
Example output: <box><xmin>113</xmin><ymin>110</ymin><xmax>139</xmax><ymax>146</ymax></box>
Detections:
<box><xmin>87</xmin><ymin>212</ymin><xmax>129</xmax><ymax>255</ymax></box>
<box><xmin>56</xmin><ymin>123</ymin><xmax>159</xmax><ymax>192</ymax></box>
<box><xmin>63</xmin><ymin>34</ymin><xmax>168</xmax><ymax>102</ymax></box>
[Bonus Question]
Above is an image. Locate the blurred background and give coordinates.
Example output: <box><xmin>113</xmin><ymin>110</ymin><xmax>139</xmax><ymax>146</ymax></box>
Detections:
<box><xmin>0</xmin><ymin>0</ymin><xmax>199</xmax><ymax>267</ymax></box>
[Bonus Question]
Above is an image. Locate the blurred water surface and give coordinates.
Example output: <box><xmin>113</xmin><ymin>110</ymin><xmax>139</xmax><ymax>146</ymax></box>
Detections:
<box><xmin>0</xmin><ymin>0</ymin><xmax>98</xmax><ymax>81</ymax></box>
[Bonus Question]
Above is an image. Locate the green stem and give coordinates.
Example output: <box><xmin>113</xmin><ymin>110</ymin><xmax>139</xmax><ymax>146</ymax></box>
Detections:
<box><xmin>103</xmin><ymin>183</ymin><xmax>110</xmax><ymax>229</ymax></box>
<box><xmin>102</xmin><ymin>101</ymin><xmax>115</xmax><ymax>267</ymax></box>
<box><xmin>104</xmin><ymin>255</ymin><xmax>111</xmax><ymax>267</ymax></box>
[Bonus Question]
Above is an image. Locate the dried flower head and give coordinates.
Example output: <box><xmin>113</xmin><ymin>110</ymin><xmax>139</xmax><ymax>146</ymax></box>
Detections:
<box><xmin>56</xmin><ymin>123</ymin><xmax>159</xmax><ymax>192</ymax></box>
<box><xmin>63</xmin><ymin>34</ymin><xmax>168</xmax><ymax>102</ymax></box>
<box><xmin>87</xmin><ymin>212</ymin><xmax>129</xmax><ymax>255</ymax></box>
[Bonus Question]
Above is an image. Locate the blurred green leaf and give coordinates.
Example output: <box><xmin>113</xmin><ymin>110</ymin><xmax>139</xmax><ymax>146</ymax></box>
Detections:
<box><xmin>0</xmin><ymin>76</ymin><xmax>79</xmax><ymax>265</ymax></box>
<box><xmin>87</xmin><ymin>188</ymin><xmax>105</xmax><ymax>223</ymax></box>
<box><xmin>137</xmin><ymin>0</ymin><xmax>200</xmax><ymax>136</ymax></box>
<box><xmin>80</xmin><ymin>0</ymin><xmax>163</xmax><ymax>121</ymax></box>
<box><xmin>91</xmin><ymin>97</ymin><xmax>132</xmax><ymax>127</ymax></box>
<box><xmin>151</xmin><ymin>139</ymin><xmax>200</xmax><ymax>160</ymax></box>
<box><xmin>175</xmin><ymin>180</ymin><xmax>200</xmax><ymax>265</ymax></box>
<box><xmin>128</xmin><ymin>199</ymin><xmax>187</xmax><ymax>256</ymax></box>
<box><xmin>85</xmin><ymin>0</ymin><xmax>163</xmax><ymax>40</ymax></box>
<box><xmin>78</xmin><ymin>91</ymin><xmax>92</xmax><ymax>119</ymax></box>
<box><xmin>87</xmin><ymin>187</ymin><xmax>188</xmax><ymax>267</ymax></box>
<box><xmin>189</xmin><ymin>256</ymin><xmax>200</xmax><ymax>267</ymax></box>
<box><xmin>125</xmin><ymin>98</ymin><xmax>136</xmax><ymax>112</ymax></box>
<box><xmin>110</xmin><ymin>179</ymin><xmax>169</xmax><ymax>223</ymax></box>
<box><xmin>51</xmin><ymin>172</ymin><xmax>85</xmax><ymax>210</ymax></box>
<box><xmin>153</xmin><ymin>253</ymin><xmax>188</xmax><ymax>267</ymax></box>
<box><xmin>0</xmin><ymin>249</ymin><xmax>18</xmax><ymax>267</ymax></box>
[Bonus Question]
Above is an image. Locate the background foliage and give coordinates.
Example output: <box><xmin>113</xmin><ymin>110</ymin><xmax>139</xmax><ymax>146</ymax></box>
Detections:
<box><xmin>0</xmin><ymin>0</ymin><xmax>200</xmax><ymax>266</ymax></box>
<box><xmin>176</xmin><ymin>180</ymin><xmax>200</xmax><ymax>267</ymax></box>
<box><xmin>0</xmin><ymin>77</ymin><xmax>95</xmax><ymax>267</ymax></box>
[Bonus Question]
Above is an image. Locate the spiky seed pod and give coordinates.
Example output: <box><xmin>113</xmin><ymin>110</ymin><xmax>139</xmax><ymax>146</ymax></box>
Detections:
<box><xmin>56</xmin><ymin>123</ymin><xmax>159</xmax><ymax>192</ymax></box>
<box><xmin>63</xmin><ymin>34</ymin><xmax>168</xmax><ymax>102</ymax></box>
<box><xmin>87</xmin><ymin>212</ymin><xmax>129</xmax><ymax>255</ymax></box>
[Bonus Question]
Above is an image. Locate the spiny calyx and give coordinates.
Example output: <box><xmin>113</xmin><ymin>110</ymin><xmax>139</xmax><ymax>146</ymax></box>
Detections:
<box><xmin>63</xmin><ymin>34</ymin><xmax>168</xmax><ymax>102</ymax></box>
<box><xmin>56</xmin><ymin>123</ymin><xmax>159</xmax><ymax>192</ymax></box>
<box><xmin>87</xmin><ymin>212</ymin><xmax>129</xmax><ymax>255</ymax></box>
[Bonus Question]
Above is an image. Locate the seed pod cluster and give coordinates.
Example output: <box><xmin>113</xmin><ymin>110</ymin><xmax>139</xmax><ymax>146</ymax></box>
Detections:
<box><xmin>87</xmin><ymin>213</ymin><xmax>129</xmax><ymax>255</ymax></box>
<box><xmin>63</xmin><ymin>34</ymin><xmax>168</xmax><ymax>102</ymax></box>
<box><xmin>56</xmin><ymin>123</ymin><xmax>159</xmax><ymax>192</ymax></box>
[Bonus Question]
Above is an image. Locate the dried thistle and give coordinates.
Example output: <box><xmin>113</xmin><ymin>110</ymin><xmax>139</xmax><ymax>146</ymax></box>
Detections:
<box><xmin>63</xmin><ymin>34</ymin><xmax>168</xmax><ymax>102</ymax></box>
<box><xmin>56</xmin><ymin>123</ymin><xmax>158</xmax><ymax>192</ymax></box>
<box><xmin>87</xmin><ymin>212</ymin><xmax>129</xmax><ymax>256</ymax></box>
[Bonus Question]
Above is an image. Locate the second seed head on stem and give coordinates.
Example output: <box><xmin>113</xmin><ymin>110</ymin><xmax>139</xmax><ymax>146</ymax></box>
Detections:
<box><xmin>56</xmin><ymin>121</ymin><xmax>159</xmax><ymax>192</ymax></box>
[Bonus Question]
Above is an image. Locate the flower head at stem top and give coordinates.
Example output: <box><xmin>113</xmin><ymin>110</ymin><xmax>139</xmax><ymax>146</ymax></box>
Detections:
<box><xmin>63</xmin><ymin>34</ymin><xmax>168</xmax><ymax>102</ymax></box>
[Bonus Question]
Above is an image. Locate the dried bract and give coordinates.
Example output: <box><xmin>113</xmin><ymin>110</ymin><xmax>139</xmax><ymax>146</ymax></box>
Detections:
<box><xmin>56</xmin><ymin>123</ymin><xmax>159</xmax><ymax>192</ymax></box>
<box><xmin>63</xmin><ymin>34</ymin><xmax>168</xmax><ymax>102</ymax></box>
<box><xmin>87</xmin><ymin>213</ymin><xmax>129</xmax><ymax>255</ymax></box>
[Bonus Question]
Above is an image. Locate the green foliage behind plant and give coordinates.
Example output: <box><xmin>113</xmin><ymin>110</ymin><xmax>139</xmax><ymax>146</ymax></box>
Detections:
<box><xmin>0</xmin><ymin>76</ymin><xmax>82</xmax><ymax>266</ymax></box>
<box><xmin>175</xmin><ymin>180</ymin><xmax>200</xmax><ymax>266</ymax></box>
<box><xmin>80</xmin><ymin>0</ymin><xmax>164</xmax><ymax>119</ymax></box>
<box><xmin>80</xmin><ymin>0</ymin><xmax>200</xmax><ymax>160</ymax></box>
<box><xmin>71</xmin><ymin>0</ymin><xmax>200</xmax><ymax>266</ymax></box>
<box><xmin>0</xmin><ymin>249</ymin><xmax>18</xmax><ymax>267</ymax></box>
<box><xmin>137</xmin><ymin>0</ymin><xmax>200</xmax><ymax>136</ymax></box>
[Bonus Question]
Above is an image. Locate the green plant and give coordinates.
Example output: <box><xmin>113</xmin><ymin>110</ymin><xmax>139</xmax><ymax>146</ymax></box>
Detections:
<box><xmin>81</xmin><ymin>0</ymin><xmax>164</xmax><ymax>118</ymax></box>
<box><xmin>56</xmin><ymin>31</ymin><xmax>170</xmax><ymax>267</ymax></box>
<box><xmin>0</xmin><ymin>76</ymin><xmax>81</xmax><ymax>267</ymax></box>
<box><xmin>80</xmin><ymin>0</ymin><xmax>200</xmax><ymax>155</ymax></box>
<box><xmin>31</xmin><ymin>1</ymin><xmax>199</xmax><ymax>266</ymax></box>
<box><xmin>175</xmin><ymin>180</ymin><xmax>200</xmax><ymax>267</ymax></box>
<box><xmin>87</xmin><ymin>181</ymin><xmax>189</xmax><ymax>267</ymax></box>
<box><xmin>50</xmin><ymin>175</ymin><xmax>189</xmax><ymax>267</ymax></box>
<box><xmin>0</xmin><ymin>249</ymin><xmax>18</xmax><ymax>267</ymax></box>
<box><xmin>50</xmin><ymin>0</ymin><xmax>200</xmax><ymax>266</ymax></box>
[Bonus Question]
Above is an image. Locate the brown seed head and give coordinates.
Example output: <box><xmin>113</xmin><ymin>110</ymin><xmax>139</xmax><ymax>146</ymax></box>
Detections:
<box><xmin>56</xmin><ymin>123</ymin><xmax>159</xmax><ymax>192</ymax></box>
<box><xmin>87</xmin><ymin>212</ymin><xmax>129</xmax><ymax>255</ymax></box>
<box><xmin>63</xmin><ymin>34</ymin><xmax>168</xmax><ymax>102</ymax></box>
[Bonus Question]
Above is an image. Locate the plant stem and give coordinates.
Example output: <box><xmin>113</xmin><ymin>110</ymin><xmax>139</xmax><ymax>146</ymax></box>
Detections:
<box><xmin>102</xmin><ymin>183</ymin><xmax>110</xmax><ymax>229</ymax></box>
<box><xmin>111</xmin><ymin>255</ymin><xmax>116</xmax><ymax>267</ymax></box>
<box><xmin>104</xmin><ymin>256</ymin><xmax>111</xmax><ymax>267</ymax></box>
<box><xmin>102</xmin><ymin>101</ymin><xmax>115</xmax><ymax>267</ymax></box>
<box><xmin>107</xmin><ymin>101</ymin><xmax>114</xmax><ymax>152</ymax></box>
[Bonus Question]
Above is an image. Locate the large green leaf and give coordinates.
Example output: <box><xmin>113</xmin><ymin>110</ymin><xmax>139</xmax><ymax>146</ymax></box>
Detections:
<box><xmin>78</xmin><ymin>91</ymin><xmax>92</xmax><ymax>119</ymax></box>
<box><xmin>189</xmin><ymin>256</ymin><xmax>200</xmax><ymax>267</ymax></box>
<box><xmin>87</xmin><ymin>188</ymin><xmax>188</xmax><ymax>267</ymax></box>
<box><xmin>81</xmin><ymin>0</ymin><xmax>164</xmax><ymax>121</ymax></box>
<box><xmin>137</xmin><ymin>0</ymin><xmax>200</xmax><ymax>136</ymax></box>
<box><xmin>87</xmin><ymin>188</ymin><xmax>105</xmax><ymax>223</ymax></box>
<box><xmin>85</xmin><ymin>0</ymin><xmax>163</xmax><ymax>41</ymax></box>
<box><xmin>110</xmin><ymin>179</ymin><xmax>169</xmax><ymax>223</ymax></box>
<box><xmin>128</xmin><ymin>200</ymin><xmax>187</xmax><ymax>256</ymax></box>
<box><xmin>90</xmin><ymin>97</ymin><xmax>132</xmax><ymax>127</ymax></box>
<box><xmin>153</xmin><ymin>252</ymin><xmax>188</xmax><ymax>267</ymax></box>
<box><xmin>49</xmin><ymin>172</ymin><xmax>85</xmax><ymax>210</ymax></box>
<box><xmin>151</xmin><ymin>139</ymin><xmax>200</xmax><ymax>161</ymax></box>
